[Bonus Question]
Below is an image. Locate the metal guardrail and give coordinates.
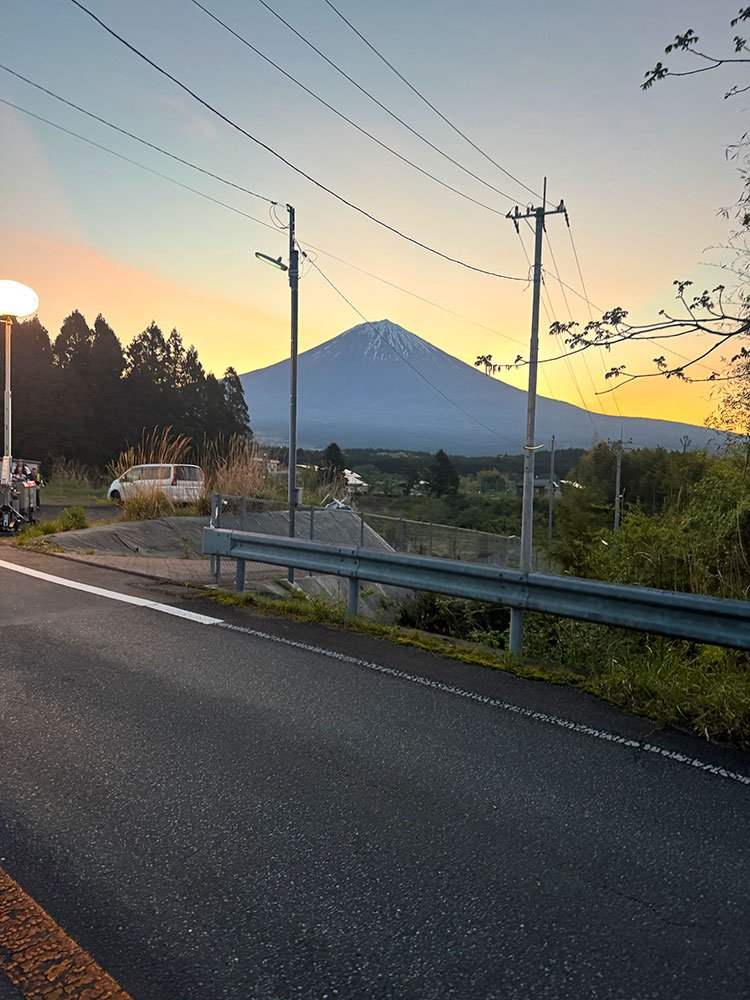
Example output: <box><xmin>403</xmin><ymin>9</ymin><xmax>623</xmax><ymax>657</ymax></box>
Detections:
<box><xmin>208</xmin><ymin>494</ymin><xmax>548</xmax><ymax>569</ymax></box>
<box><xmin>203</xmin><ymin>526</ymin><xmax>750</xmax><ymax>651</ymax></box>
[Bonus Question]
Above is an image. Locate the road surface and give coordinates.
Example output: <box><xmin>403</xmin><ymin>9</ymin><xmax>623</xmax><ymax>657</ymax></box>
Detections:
<box><xmin>0</xmin><ymin>549</ymin><xmax>747</xmax><ymax>998</ymax></box>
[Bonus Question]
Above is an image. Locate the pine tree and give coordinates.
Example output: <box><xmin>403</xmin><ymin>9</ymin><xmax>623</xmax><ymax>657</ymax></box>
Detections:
<box><xmin>222</xmin><ymin>367</ymin><xmax>251</xmax><ymax>436</ymax></box>
<box><xmin>429</xmin><ymin>449</ymin><xmax>460</xmax><ymax>497</ymax></box>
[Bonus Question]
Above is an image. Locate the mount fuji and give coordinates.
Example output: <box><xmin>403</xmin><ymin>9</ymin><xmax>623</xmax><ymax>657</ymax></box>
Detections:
<box><xmin>239</xmin><ymin>319</ymin><xmax>715</xmax><ymax>455</ymax></box>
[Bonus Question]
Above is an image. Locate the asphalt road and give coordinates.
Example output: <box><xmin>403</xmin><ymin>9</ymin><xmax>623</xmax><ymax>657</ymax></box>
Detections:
<box><xmin>0</xmin><ymin>550</ymin><xmax>748</xmax><ymax>999</ymax></box>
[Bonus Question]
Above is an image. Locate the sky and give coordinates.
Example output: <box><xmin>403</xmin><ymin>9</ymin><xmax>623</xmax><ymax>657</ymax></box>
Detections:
<box><xmin>1</xmin><ymin>0</ymin><xmax>746</xmax><ymax>431</ymax></box>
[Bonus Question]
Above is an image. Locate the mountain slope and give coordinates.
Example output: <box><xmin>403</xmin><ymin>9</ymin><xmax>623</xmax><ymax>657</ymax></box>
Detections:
<box><xmin>239</xmin><ymin>319</ymin><xmax>715</xmax><ymax>454</ymax></box>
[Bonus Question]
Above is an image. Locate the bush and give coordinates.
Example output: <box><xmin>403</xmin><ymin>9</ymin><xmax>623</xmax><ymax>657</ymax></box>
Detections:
<box><xmin>58</xmin><ymin>505</ymin><xmax>88</xmax><ymax>531</ymax></box>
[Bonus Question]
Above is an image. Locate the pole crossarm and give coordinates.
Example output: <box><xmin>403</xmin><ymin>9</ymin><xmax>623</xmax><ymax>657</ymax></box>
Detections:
<box><xmin>203</xmin><ymin>527</ymin><xmax>750</xmax><ymax>650</ymax></box>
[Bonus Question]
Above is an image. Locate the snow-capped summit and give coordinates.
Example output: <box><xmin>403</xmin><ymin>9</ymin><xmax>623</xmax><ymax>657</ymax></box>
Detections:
<box><xmin>239</xmin><ymin>320</ymin><xmax>715</xmax><ymax>454</ymax></box>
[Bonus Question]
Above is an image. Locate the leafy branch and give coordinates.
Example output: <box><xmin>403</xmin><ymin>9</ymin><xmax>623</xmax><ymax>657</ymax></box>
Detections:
<box><xmin>643</xmin><ymin>8</ymin><xmax>750</xmax><ymax>97</ymax></box>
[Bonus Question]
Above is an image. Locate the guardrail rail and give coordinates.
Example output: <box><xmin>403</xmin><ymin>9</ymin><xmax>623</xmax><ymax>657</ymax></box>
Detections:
<box><xmin>202</xmin><ymin>524</ymin><xmax>750</xmax><ymax>651</ymax></box>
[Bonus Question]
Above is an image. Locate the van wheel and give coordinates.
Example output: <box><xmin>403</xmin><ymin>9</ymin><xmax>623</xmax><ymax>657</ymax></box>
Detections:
<box><xmin>110</xmin><ymin>490</ymin><xmax>121</xmax><ymax>502</ymax></box>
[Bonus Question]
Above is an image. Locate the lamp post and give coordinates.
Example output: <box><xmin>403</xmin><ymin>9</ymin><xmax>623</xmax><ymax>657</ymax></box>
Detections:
<box><xmin>255</xmin><ymin>204</ymin><xmax>299</xmax><ymax>582</ymax></box>
<box><xmin>0</xmin><ymin>280</ymin><xmax>39</xmax><ymax>487</ymax></box>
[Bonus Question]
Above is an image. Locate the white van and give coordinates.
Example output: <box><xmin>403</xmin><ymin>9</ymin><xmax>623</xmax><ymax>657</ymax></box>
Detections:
<box><xmin>107</xmin><ymin>464</ymin><xmax>204</xmax><ymax>503</ymax></box>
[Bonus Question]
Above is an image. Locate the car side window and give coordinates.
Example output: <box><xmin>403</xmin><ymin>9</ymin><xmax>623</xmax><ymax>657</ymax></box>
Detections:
<box><xmin>150</xmin><ymin>466</ymin><xmax>171</xmax><ymax>480</ymax></box>
<box><xmin>175</xmin><ymin>466</ymin><xmax>201</xmax><ymax>481</ymax></box>
<box><xmin>127</xmin><ymin>467</ymin><xmax>142</xmax><ymax>482</ymax></box>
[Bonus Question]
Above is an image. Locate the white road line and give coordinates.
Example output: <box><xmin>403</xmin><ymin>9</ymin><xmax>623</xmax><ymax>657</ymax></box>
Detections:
<box><xmin>219</xmin><ymin>622</ymin><xmax>750</xmax><ymax>787</ymax></box>
<box><xmin>0</xmin><ymin>558</ymin><xmax>224</xmax><ymax>625</ymax></box>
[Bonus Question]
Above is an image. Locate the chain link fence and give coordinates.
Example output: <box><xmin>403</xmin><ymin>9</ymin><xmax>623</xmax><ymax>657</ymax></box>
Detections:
<box><xmin>210</xmin><ymin>496</ymin><xmax>553</xmax><ymax>571</ymax></box>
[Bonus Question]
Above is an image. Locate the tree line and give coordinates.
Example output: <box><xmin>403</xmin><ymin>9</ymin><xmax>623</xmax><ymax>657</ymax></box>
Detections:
<box><xmin>3</xmin><ymin>310</ymin><xmax>250</xmax><ymax>470</ymax></box>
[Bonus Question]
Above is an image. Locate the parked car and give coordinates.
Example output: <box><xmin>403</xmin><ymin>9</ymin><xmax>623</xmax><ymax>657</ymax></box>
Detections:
<box><xmin>107</xmin><ymin>464</ymin><xmax>204</xmax><ymax>503</ymax></box>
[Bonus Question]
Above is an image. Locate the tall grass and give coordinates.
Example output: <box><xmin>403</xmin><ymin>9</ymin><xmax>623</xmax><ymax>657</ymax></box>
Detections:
<box><xmin>121</xmin><ymin>488</ymin><xmax>178</xmax><ymax>521</ymax></box>
<box><xmin>197</xmin><ymin>435</ymin><xmax>282</xmax><ymax>499</ymax></box>
<box><xmin>108</xmin><ymin>426</ymin><xmax>192</xmax><ymax>481</ymax></box>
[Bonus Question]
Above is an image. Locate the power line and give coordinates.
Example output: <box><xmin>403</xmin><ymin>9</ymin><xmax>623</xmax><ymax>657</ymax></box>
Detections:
<box><xmin>66</xmin><ymin>0</ymin><xmax>527</xmax><ymax>282</ymax></box>
<box><xmin>320</xmin><ymin>0</ymin><xmax>543</xmax><ymax>205</ymax></box>
<box><xmin>255</xmin><ymin>0</ymin><xmax>521</xmax><ymax>205</ymax></box>
<box><xmin>301</xmin><ymin>246</ymin><xmax>523</xmax><ymax>449</ymax></box>
<box><xmin>543</xmin><ymin>229</ymin><xmax>618</xmax><ymax>436</ymax></box>
<box><xmin>0</xmin><ymin>63</ymin><xmax>277</xmax><ymax>205</ymax></box>
<box><xmin>0</xmin><ymin>87</ymin><xmax>527</xmax><ymax>345</ymax></box>
<box><xmin>0</xmin><ymin>95</ymin><xmax>279</xmax><ymax>231</ymax></box>
<box><xmin>519</xmin><ymin>219</ymin><xmax>598</xmax><ymax>436</ymax></box>
<box><xmin>564</xmin><ymin>222</ymin><xmax>625</xmax><ymax>422</ymax></box>
<box><xmin>187</xmin><ymin>0</ymin><xmax>507</xmax><ymax>218</ymax></box>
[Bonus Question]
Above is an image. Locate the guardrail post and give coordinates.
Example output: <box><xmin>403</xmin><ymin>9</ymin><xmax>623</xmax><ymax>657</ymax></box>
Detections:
<box><xmin>235</xmin><ymin>557</ymin><xmax>245</xmax><ymax>593</ymax></box>
<box><xmin>347</xmin><ymin>577</ymin><xmax>359</xmax><ymax>617</ymax></box>
<box><xmin>360</xmin><ymin>513</ymin><xmax>365</xmax><ymax>547</ymax></box>
<box><xmin>309</xmin><ymin>507</ymin><xmax>315</xmax><ymax>577</ymax></box>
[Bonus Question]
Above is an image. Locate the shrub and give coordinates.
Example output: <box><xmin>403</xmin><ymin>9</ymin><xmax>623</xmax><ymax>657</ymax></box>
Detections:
<box><xmin>58</xmin><ymin>506</ymin><xmax>88</xmax><ymax>531</ymax></box>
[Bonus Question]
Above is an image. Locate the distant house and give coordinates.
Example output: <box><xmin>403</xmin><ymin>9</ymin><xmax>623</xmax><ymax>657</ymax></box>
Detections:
<box><xmin>343</xmin><ymin>468</ymin><xmax>369</xmax><ymax>494</ymax></box>
<box><xmin>514</xmin><ymin>478</ymin><xmax>561</xmax><ymax>498</ymax></box>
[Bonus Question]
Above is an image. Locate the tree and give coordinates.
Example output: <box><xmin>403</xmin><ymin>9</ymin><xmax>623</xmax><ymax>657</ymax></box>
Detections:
<box><xmin>221</xmin><ymin>367</ymin><xmax>251</xmax><ymax>436</ymax></box>
<box><xmin>429</xmin><ymin>449</ymin><xmax>460</xmax><ymax>497</ymax></box>
<box><xmin>321</xmin><ymin>442</ymin><xmax>345</xmax><ymax>480</ymax></box>
<box><xmin>53</xmin><ymin>310</ymin><xmax>93</xmax><ymax>372</ymax></box>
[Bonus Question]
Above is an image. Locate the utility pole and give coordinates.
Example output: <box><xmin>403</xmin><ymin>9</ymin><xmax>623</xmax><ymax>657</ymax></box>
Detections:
<box><xmin>548</xmin><ymin>434</ymin><xmax>555</xmax><ymax>543</ymax></box>
<box><xmin>612</xmin><ymin>434</ymin><xmax>632</xmax><ymax>531</ymax></box>
<box><xmin>287</xmin><ymin>204</ymin><xmax>299</xmax><ymax>582</ymax></box>
<box><xmin>507</xmin><ymin>181</ymin><xmax>567</xmax><ymax>657</ymax></box>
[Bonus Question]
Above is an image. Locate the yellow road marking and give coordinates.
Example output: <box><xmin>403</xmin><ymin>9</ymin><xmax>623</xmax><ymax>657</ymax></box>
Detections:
<box><xmin>0</xmin><ymin>868</ymin><xmax>133</xmax><ymax>998</ymax></box>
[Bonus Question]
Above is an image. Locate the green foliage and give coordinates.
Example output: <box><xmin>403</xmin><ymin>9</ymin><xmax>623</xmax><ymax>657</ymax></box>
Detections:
<box><xmin>398</xmin><ymin>593</ymin><xmax>510</xmax><ymax>647</ymax></box>
<box><xmin>58</xmin><ymin>505</ymin><xmax>88</xmax><ymax>531</ymax></box>
<box><xmin>551</xmin><ymin>444</ymin><xmax>717</xmax><ymax>576</ymax></box>
<box><xmin>584</xmin><ymin>457</ymin><xmax>750</xmax><ymax>599</ymax></box>
<box><xmin>16</xmin><ymin>505</ymin><xmax>89</xmax><ymax>544</ymax></box>
<box><xmin>523</xmin><ymin>614</ymin><xmax>750</xmax><ymax>749</ymax></box>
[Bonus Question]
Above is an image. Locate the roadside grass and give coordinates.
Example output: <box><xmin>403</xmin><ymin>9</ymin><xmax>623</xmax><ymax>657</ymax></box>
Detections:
<box><xmin>44</xmin><ymin>457</ymin><xmax>106</xmax><ymax>505</ymax></box>
<box><xmin>207</xmin><ymin>587</ymin><xmax>587</xmax><ymax>685</ymax></box>
<box><xmin>15</xmin><ymin>505</ymin><xmax>89</xmax><ymax>548</ymax></box>
<box><xmin>205</xmin><ymin>587</ymin><xmax>750</xmax><ymax>751</ymax></box>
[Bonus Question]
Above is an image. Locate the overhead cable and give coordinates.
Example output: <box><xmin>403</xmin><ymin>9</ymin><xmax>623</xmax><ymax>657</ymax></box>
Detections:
<box><xmin>320</xmin><ymin>0</ymin><xmax>543</xmax><ymax>204</ymax></box>
<box><xmin>0</xmin><ymin>96</ymin><xmax>278</xmax><ymax>230</ymax></box>
<box><xmin>255</xmin><ymin>0</ymin><xmax>520</xmax><ymax>205</ymax></box>
<box><xmin>1</xmin><ymin>89</ymin><xmax>525</xmax><ymax>341</ymax></box>
<box><xmin>543</xmin><ymin>229</ymin><xmax>617</xmax><ymax>434</ymax></box>
<box><xmin>66</xmin><ymin>0</ymin><xmax>527</xmax><ymax>281</ymax></box>
<box><xmin>187</xmin><ymin>0</ymin><xmax>507</xmax><ymax>217</ymax></box>
<box><xmin>0</xmin><ymin>63</ymin><xmax>277</xmax><ymax>205</ymax></box>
